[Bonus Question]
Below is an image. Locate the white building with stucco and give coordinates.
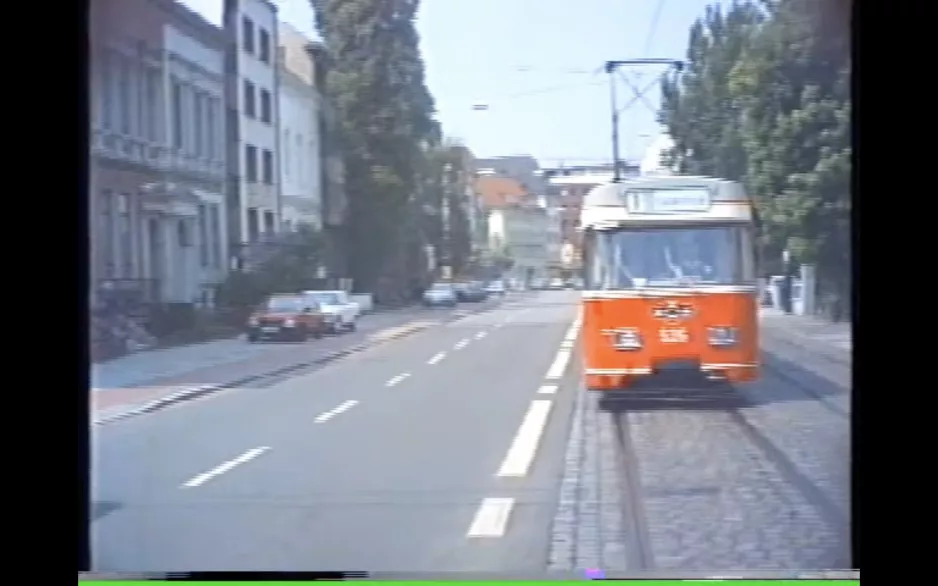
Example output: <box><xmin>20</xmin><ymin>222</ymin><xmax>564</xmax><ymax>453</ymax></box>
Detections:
<box><xmin>277</xmin><ymin>22</ymin><xmax>323</xmax><ymax>231</ymax></box>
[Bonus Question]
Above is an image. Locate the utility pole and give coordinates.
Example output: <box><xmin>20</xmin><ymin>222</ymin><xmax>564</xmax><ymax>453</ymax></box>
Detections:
<box><xmin>605</xmin><ymin>58</ymin><xmax>684</xmax><ymax>182</ymax></box>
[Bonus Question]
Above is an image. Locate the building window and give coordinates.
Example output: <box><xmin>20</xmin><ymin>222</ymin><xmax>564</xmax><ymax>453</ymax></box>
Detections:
<box><xmin>118</xmin><ymin>56</ymin><xmax>132</xmax><ymax>135</ymax></box>
<box><xmin>264</xmin><ymin>210</ymin><xmax>275</xmax><ymax>233</ymax></box>
<box><xmin>209</xmin><ymin>204</ymin><xmax>221</xmax><ymax>268</ymax></box>
<box><xmin>260</xmin><ymin>89</ymin><xmax>272</xmax><ymax>124</ymax></box>
<box><xmin>205</xmin><ymin>97</ymin><xmax>215</xmax><ymax>160</ymax></box>
<box><xmin>296</xmin><ymin>134</ymin><xmax>303</xmax><ymax>182</ymax></box>
<box><xmin>193</xmin><ymin>92</ymin><xmax>204</xmax><ymax>157</ymax></box>
<box><xmin>262</xmin><ymin>149</ymin><xmax>273</xmax><ymax>185</ymax></box>
<box><xmin>171</xmin><ymin>79</ymin><xmax>183</xmax><ymax>149</ymax></box>
<box><xmin>243</xmin><ymin>79</ymin><xmax>256</xmax><ymax>118</ymax></box>
<box><xmin>247</xmin><ymin>208</ymin><xmax>260</xmax><ymax>241</ymax></box>
<box><xmin>259</xmin><ymin>28</ymin><xmax>270</xmax><ymax>64</ymax></box>
<box><xmin>119</xmin><ymin>193</ymin><xmax>133</xmax><ymax>277</ymax></box>
<box><xmin>145</xmin><ymin>68</ymin><xmax>160</xmax><ymax>141</ymax></box>
<box><xmin>198</xmin><ymin>204</ymin><xmax>209</xmax><ymax>267</ymax></box>
<box><xmin>99</xmin><ymin>53</ymin><xmax>114</xmax><ymax>130</ymax></box>
<box><xmin>245</xmin><ymin>144</ymin><xmax>258</xmax><ymax>182</ymax></box>
<box><xmin>100</xmin><ymin>190</ymin><xmax>115</xmax><ymax>277</ymax></box>
<box><xmin>283</xmin><ymin>129</ymin><xmax>290</xmax><ymax>177</ymax></box>
<box><xmin>242</xmin><ymin>16</ymin><xmax>255</xmax><ymax>54</ymax></box>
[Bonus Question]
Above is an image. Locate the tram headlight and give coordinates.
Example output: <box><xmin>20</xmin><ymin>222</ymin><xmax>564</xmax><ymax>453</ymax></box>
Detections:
<box><xmin>707</xmin><ymin>327</ymin><xmax>738</xmax><ymax>347</ymax></box>
<box><xmin>613</xmin><ymin>328</ymin><xmax>643</xmax><ymax>350</ymax></box>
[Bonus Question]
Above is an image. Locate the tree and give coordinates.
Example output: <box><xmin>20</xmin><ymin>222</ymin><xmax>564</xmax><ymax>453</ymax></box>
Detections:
<box><xmin>215</xmin><ymin>226</ymin><xmax>326</xmax><ymax>318</ymax></box>
<box><xmin>659</xmin><ymin>0</ymin><xmax>851</xmax><ymax>316</ymax></box>
<box><xmin>310</xmin><ymin>0</ymin><xmax>439</xmax><ymax>296</ymax></box>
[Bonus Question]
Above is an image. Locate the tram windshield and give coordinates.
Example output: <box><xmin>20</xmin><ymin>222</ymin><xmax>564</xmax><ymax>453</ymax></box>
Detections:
<box><xmin>586</xmin><ymin>225</ymin><xmax>753</xmax><ymax>289</ymax></box>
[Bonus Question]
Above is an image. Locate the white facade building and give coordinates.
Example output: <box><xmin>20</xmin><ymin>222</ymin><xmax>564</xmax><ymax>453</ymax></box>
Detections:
<box><xmin>278</xmin><ymin>22</ymin><xmax>323</xmax><ymax>231</ymax></box>
<box><xmin>156</xmin><ymin>23</ymin><xmax>229</xmax><ymax>304</ymax></box>
<box><xmin>224</xmin><ymin>0</ymin><xmax>281</xmax><ymax>250</ymax></box>
<box><xmin>89</xmin><ymin>0</ymin><xmax>229</xmax><ymax>306</ymax></box>
<box><xmin>488</xmin><ymin>204</ymin><xmax>551</xmax><ymax>281</ymax></box>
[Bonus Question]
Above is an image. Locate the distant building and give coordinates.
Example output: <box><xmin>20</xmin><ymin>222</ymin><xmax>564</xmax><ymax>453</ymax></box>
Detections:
<box><xmin>476</xmin><ymin>176</ymin><xmax>551</xmax><ymax>281</ymax></box>
<box><xmin>640</xmin><ymin>132</ymin><xmax>678</xmax><ymax>176</ymax></box>
<box><xmin>542</xmin><ymin>162</ymin><xmax>639</xmax><ymax>276</ymax></box>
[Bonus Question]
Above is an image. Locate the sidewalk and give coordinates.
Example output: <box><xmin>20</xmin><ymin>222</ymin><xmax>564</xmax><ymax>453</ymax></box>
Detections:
<box><xmin>759</xmin><ymin>307</ymin><xmax>851</xmax><ymax>356</ymax></box>
<box><xmin>759</xmin><ymin>307</ymin><xmax>851</xmax><ymax>391</ymax></box>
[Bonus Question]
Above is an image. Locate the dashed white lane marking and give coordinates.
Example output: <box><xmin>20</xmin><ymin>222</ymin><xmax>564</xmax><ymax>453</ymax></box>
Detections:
<box><xmin>475</xmin><ymin>331</ymin><xmax>487</xmax><ymax>339</ymax></box>
<box><xmin>466</xmin><ymin>497</ymin><xmax>515</xmax><ymax>537</ymax></box>
<box><xmin>181</xmin><ymin>447</ymin><xmax>270</xmax><ymax>488</ymax></box>
<box><xmin>538</xmin><ymin>384</ymin><xmax>558</xmax><ymax>395</ymax></box>
<box><xmin>454</xmin><ymin>338</ymin><xmax>470</xmax><ymax>350</ymax></box>
<box><xmin>427</xmin><ymin>352</ymin><xmax>446</xmax><ymax>365</ymax></box>
<box><xmin>545</xmin><ymin>349</ymin><xmax>572</xmax><ymax>380</ymax></box>
<box><xmin>497</xmin><ymin>399</ymin><xmax>553</xmax><ymax>477</ymax></box>
<box><xmin>560</xmin><ymin>340</ymin><xmax>575</xmax><ymax>349</ymax></box>
<box><xmin>386</xmin><ymin>373</ymin><xmax>411</xmax><ymax>387</ymax></box>
<box><xmin>314</xmin><ymin>399</ymin><xmax>359</xmax><ymax>423</ymax></box>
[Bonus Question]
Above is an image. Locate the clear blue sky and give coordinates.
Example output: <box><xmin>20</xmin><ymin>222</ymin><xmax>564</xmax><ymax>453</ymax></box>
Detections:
<box><xmin>180</xmin><ymin>0</ymin><xmax>712</xmax><ymax>165</ymax></box>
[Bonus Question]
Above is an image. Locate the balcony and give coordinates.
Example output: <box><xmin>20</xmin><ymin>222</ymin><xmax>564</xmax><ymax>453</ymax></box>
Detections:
<box><xmin>246</xmin><ymin>182</ymin><xmax>277</xmax><ymax>209</ymax></box>
<box><xmin>139</xmin><ymin>181</ymin><xmax>201</xmax><ymax>217</ymax></box>
<box><xmin>92</xmin><ymin>128</ymin><xmax>165</xmax><ymax>170</ymax></box>
<box><xmin>167</xmin><ymin>149</ymin><xmax>225</xmax><ymax>180</ymax></box>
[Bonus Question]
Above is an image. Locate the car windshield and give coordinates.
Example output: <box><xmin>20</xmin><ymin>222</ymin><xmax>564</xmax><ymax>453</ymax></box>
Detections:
<box><xmin>265</xmin><ymin>297</ymin><xmax>304</xmax><ymax>312</ymax></box>
<box><xmin>431</xmin><ymin>283</ymin><xmax>452</xmax><ymax>291</ymax></box>
<box><xmin>309</xmin><ymin>292</ymin><xmax>340</xmax><ymax>305</ymax></box>
<box><xmin>586</xmin><ymin>225</ymin><xmax>752</xmax><ymax>289</ymax></box>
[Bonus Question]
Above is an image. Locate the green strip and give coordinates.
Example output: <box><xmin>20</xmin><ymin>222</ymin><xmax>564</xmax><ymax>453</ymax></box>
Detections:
<box><xmin>81</xmin><ymin>582</ymin><xmax>860</xmax><ymax>586</ymax></box>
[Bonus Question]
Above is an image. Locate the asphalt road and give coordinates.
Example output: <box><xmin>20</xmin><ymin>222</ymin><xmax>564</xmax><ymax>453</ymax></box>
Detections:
<box><xmin>91</xmin><ymin>291</ymin><xmax>582</xmax><ymax>572</ymax></box>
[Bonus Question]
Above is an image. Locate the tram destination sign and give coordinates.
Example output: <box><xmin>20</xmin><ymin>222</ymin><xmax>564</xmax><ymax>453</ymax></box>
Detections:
<box><xmin>624</xmin><ymin>188</ymin><xmax>711</xmax><ymax>214</ymax></box>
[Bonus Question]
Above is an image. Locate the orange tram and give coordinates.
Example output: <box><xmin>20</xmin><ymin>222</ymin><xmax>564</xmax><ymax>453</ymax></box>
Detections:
<box><xmin>579</xmin><ymin>175</ymin><xmax>760</xmax><ymax>390</ymax></box>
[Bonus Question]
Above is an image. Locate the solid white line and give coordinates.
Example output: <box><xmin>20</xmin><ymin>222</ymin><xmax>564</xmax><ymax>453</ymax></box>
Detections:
<box><xmin>538</xmin><ymin>384</ymin><xmax>558</xmax><ymax>395</ymax></box>
<box><xmin>545</xmin><ymin>349</ymin><xmax>572</xmax><ymax>380</ymax></box>
<box><xmin>182</xmin><ymin>447</ymin><xmax>270</xmax><ymax>488</ymax></box>
<box><xmin>427</xmin><ymin>352</ymin><xmax>446</xmax><ymax>365</ymax></box>
<box><xmin>466</xmin><ymin>497</ymin><xmax>515</xmax><ymax>537</ymax></box>
<box><xmin>454</xmin><ymin>338</ymin><xmax>470</xmax><ymax>350</ymax></box>
<box><xmin>559</xmin><ymin>340</ymin><xmax>575</xmax><ymax>350</ymax></box>
<box><xmin>497</xmin><ymin>399</ymin><xmax>553</xmax><ymax>477</ymax></box>
<box><xmin>475</xmin><ymin>331</ymin><xmax>487</xmax><ymax>339</ymax></box>
<box><xmin>386</xmin><ymin>373</ymin><xmax>411</xmax><ymax>387</ymax></box>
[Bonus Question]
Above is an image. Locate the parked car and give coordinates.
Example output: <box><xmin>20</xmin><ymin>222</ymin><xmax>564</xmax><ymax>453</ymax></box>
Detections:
<box><xmin>423</xmin><ymin>282</ymin><xmax>458</xmax><ymax>307</ymax></box>
<box><xmin>548</xmin><ymin>277</ymin><xmax>565</xmax><ymax>290</ymax></box>
<box><xmin>247</xmin><ymin>295</ymin><xmax>326</xmax><ymax>342</ymax></box>
<box><xmin>484</xmin><ymin>280</ymin><xmax>506</xmax><ymax>296</ymax></box>
<box><xmin>456</xmin><ymin>281</ymin><xmax>488</xmax><ymax>302</ymax></box>
<box><xmin>302</xmin><ymin>290</ymin><xmax>360</xmax><ymax>333</ymax></box>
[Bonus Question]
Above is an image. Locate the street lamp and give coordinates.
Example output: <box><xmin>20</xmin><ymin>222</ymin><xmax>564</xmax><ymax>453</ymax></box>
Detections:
<box><xmin>605</xmin><ymin>59</ymin><xmax>684</xmax><ymax>182</ymax></box>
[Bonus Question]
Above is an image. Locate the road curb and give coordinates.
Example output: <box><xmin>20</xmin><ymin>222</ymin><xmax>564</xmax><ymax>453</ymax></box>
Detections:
<box><xmin>92</xmin><ymin>301</ymin><xmax>501</xmax><ymax>427</ymax></box>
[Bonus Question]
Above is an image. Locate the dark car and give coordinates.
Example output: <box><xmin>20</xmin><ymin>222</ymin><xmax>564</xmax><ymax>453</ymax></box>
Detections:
<box><xmin>247</xmin><ymin>295</ymin><xmax>326</xmax><ymax>342</ymax></box>
<box><xmin>457</xmin><ymin>281</ymin><xmax>488</xmax><ymax>302</ymax></box>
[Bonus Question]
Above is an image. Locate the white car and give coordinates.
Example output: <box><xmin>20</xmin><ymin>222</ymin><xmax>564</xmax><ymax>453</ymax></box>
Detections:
<box><xmin>485</xmin><ymin>280</ymin><xmax>506</xmax><ymax>296</ymax></box>
<box><xmin>423</xmin><ymin>282</ymin><xmax>458</xmax><ymax>307</ymax></box>
<box><xmin>303</xmin><ymin>290</ymin><xmax>359</xmax><ymax>333</ymax></box>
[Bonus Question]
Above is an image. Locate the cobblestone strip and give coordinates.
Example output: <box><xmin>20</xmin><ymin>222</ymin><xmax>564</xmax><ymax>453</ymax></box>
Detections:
<box><xmin>547</xmin><ymin>383</ymin><xmax>586</xmax><ymax>570</ymax></box>
<box><xmin>548</xmin><ymin>390</ymin><xmax>631</xmax><ymax>572</ymax></box>
<box><xmin>627</xmin><ymin>398</ymin><xmax>849</xmax><ymax>570</ymax></box>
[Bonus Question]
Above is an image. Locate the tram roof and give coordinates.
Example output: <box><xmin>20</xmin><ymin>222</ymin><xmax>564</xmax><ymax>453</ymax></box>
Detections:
<box><xmin>581</xmin><ymin>176</ymin><xmax>747</xmax><ymax>209</ymax></box>
<box><xmin>579</xmin><ymin>175</ymin><xmax>752</xmax><ymax>229</ymax></box>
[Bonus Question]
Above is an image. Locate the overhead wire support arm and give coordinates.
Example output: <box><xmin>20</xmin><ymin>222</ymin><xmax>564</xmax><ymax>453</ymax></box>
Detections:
<box><xmin>604</xmin><ymin>59</ymin><xmax>684</xmax><ymax>183</ymax></box>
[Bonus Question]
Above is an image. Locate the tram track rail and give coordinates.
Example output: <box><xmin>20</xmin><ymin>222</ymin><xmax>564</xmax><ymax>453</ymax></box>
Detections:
<box><xmin>600</xmin><ymin>362</ymin><xmax>851</xmax><ymax>570</ymax></box>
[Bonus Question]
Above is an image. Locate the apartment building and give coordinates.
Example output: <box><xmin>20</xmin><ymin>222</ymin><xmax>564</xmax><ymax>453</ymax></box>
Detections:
<box><xmin>223</xmin><ymin>0</ymin><xmax>281</xmax><ymax>262</ymax></box>
<box><xmin>90</xmin><ymin>0</ymin><xmax>228</xmax><ymax>306</ymax></box>
<box><xmin>277</xmin><ymin>22</ymin><xmax>322</xmax><ymax>231</ymax></box>
<box><xmin>476</xmin><ymin>176</ymin><xmax>551</xmax><ymax>282</ymax></box>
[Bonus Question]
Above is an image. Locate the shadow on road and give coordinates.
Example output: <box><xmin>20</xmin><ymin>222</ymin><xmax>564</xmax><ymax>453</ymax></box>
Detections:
<box><xmin>597</xmin><ymin>373</ymin><xmax>746</xmax><ymax>413</ymax></box>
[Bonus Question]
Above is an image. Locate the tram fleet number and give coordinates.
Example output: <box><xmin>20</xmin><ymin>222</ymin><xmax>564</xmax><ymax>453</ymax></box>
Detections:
<box><xmin>659</xmin><ymin>328</ymin><xmax>689</xmax><ymax>343</ymax></box>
